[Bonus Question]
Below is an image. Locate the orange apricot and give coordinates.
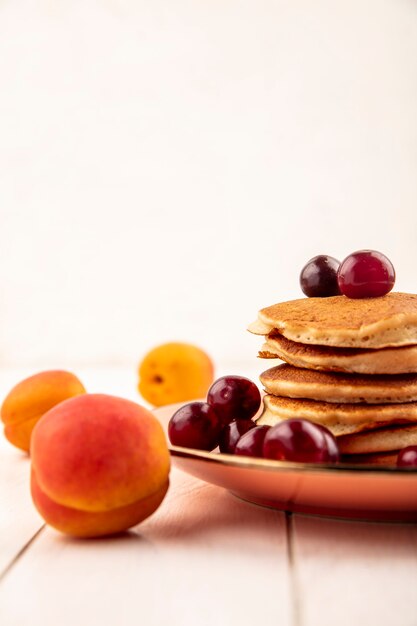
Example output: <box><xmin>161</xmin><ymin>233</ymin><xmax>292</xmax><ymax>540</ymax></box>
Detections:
<box><xmin>138</xmin><ymin>342</ymin><xmax>214</xmax><ymax>406</ymax></box>
<box><xmin>1</xmin><ymin>370</ymin><xmax>86</xmax><ymax>452</ymax></box>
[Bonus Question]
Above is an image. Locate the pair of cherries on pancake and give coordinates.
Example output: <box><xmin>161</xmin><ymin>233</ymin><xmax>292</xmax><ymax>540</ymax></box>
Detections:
<box><xmin>168</xmin><ymin>376</ymin><xmax>340</xmax><ymax>463</ymax></box>
<box><xmin>300</xmin><ymin>250</ymin><xmax>395</xmax><ymax>299</ymax></box>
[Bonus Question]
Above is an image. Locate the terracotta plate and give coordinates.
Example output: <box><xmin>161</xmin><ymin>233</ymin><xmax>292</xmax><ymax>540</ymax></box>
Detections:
<box><xmin>153</xmin><ymin>404</ymin><xmax>417</xmax><ymax>523</ymax></box>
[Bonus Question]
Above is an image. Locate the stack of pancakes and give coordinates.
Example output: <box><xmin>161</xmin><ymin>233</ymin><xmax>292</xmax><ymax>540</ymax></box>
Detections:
<box><xmin>248</xmin><ymin>292</ymin><xmax>417</xmax><ymax>464</ymax></box>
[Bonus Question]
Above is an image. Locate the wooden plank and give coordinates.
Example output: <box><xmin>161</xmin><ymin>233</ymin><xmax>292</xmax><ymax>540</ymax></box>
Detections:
<box><xmin>0</xmin><ymin>371</ymin><xmax>46</xmax><ymax>576</ymax></box>
<box><xmin>292</xmin><ymin>514</ymin><xmax>417</xmax><ymax>626</ymax></box>
<box><xmin>0</xmin><ymin>467</ymin><xmax>292</xmax><ymax>626</ymax></box>
<box><xmin>0</xmin><ymin>435</ymin><xmax>44</xmax><ymax>577</ymax></box>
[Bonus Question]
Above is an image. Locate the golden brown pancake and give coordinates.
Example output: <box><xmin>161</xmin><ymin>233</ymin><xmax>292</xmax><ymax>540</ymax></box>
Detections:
<box><xmin>260</xmin><ymin>364</ymin><xmax>417</xmax><ymax>404</ymax></box>
<box><xmin>338</xmin><ymin>424</ymin><xmax>417</xmax><ymax>455</ymax></box>
<box><xmin>248</xmin><ymin>292</ymin><xmax>417</xmax><ymax>349</ymax></box>
<box><xmin>340</xmin><ymin>452</ymin><xmax>398</xmax><ymax>466</ymax></box>
<box><xmin>258</xmin><ymin>394</ymin><xmax>417</xmax><ymax>436</ymax></box>
<box><xmin>258</xmin><ymin>332</ymin><xmax>417</xmax><ymax>375</ymax></box>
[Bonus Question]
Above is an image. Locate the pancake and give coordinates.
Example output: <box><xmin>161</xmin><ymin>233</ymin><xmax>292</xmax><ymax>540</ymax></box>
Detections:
<box><xmin>338</xmin><ymin>424</ymin><xmax>417</xmax><ymax>455</ymax></box>
<box><xmin>340</xmin><ymin>452</ymin><xmax>398</xmax><ymax>466</ymax></box>
<box><xmin>257</xmin><ymin>394</ymin><xmax>417</xmax><ymax>436</ymax></box>
<box><xmin>248</xmin><ymin>292</ymin><xmax>417</xmax><ymax>349</ymax></box>
<box><xmin>258</xmin><ymin>333</ymin><xmax>417</xmax><ymax>375</ymax></box>
<box><xmin>260</xmin><ymin>364</ymin><xmax>417</xmax><ymax>404</ymax></box>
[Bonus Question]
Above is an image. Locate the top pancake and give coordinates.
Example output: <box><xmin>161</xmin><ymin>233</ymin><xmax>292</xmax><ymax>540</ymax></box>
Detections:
<box><xmin>248</xmin><ymin>292</ymin><xmax>417</xmax><ymax>349</ymax></box>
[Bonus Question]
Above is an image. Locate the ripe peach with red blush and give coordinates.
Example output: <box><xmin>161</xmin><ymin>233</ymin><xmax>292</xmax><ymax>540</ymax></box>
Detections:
<box><xmin>30</xmin><ymin>394</ymin><xmax>170</xmax><ymax>537</ymax></box>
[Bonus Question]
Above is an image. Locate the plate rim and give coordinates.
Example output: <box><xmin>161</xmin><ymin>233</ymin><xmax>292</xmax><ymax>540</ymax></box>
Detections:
<box><xmin>170</xmin><ymin>444</ymin><xmax>417</xmax><ymax>476</ymax></box>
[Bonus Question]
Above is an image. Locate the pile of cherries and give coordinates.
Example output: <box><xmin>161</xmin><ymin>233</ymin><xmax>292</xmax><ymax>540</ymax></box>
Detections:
<box><xmin>168</xmin><ymin>375</ymin><xmax>417</xmax><ymax>467</ymax></box>
<box><xmin>168</xmin><ymin>375</ymin><xmax>340</xmax><ymax>464</ymax></box>
<box><xmin>299</xmin><ymin>249</ymin><xmax>395</xmax><ymax>299</ymax></box>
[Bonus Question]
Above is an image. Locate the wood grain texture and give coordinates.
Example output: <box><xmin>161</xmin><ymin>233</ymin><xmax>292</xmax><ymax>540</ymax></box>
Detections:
<box><xmin>292</xmin><ymin>514</ymin><xmax>417</xmax><ymax>626</ymax></box>
<box><xmin>0</xmin><ymin>467</ymin><xmax>292</xmax><ymax>626</ymax></box>
<box><xmin>0</xmin><ymin>435</ymin><xmax>44</xmax><ymax>578</ymax></box>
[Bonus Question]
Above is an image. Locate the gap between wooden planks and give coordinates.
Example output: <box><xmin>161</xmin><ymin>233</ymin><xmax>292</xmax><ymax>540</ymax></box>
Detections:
<box><xmin>0</xmin><ymin>434</ymin><xmax>45</xmax><ymax>578</ymax></box>
<box><xmin>290</xmin><ymin>512</ymin><xmax>417</xmax><ymax>626</ymax></box>
<box><xmin>0</xmin><ymin>466</ymin><xmax>292</xmax><ymax>626</ymax></box>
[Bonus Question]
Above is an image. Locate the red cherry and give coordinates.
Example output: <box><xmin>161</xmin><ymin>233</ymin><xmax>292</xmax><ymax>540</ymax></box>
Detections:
<box><xmin>299</xmin><ymin>255</ymin><xmax>341</xmax><ymax>297</ymax></box>
<box><xmin>168</xmin><ymin>402</ymin><xmax>222</xmax><ymax>451</ymax></box>
<box><xmin>397</xmin><ymin>446</ymin><xmax>417</xmax><ymax>468</ymax></box>
<box><xmin>262</xmin><ymin>419</ymin><xmax>340</xmax><ymax>463</ymax></box>
<box><xmin>314</xmin><ymin>423</ymin><xmax>340</xmax><ymax>462</ymax></box>
<box><xmin>234</xmin><ymin>425</ymin><xmax>270</xmax><ymax>458</ymax></box>
<box><xmin>337</xmin><ymin>250</ymin><xmax>395</xmax><ymax>299</ymax></box>
<box><xmin>207</xmin><ymin>376</ymin><xmax>261</xmax><ymax>425</ymax></box>
<box><xmin>219</xmin><ymin>419</ymin><xmax>256</xmax><ymax>454</ymax></box>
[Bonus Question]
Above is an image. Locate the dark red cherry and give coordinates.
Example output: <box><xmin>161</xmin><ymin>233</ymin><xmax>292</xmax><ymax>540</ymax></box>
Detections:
<box><xmin>397</xmin><ymin>446</ymin><xmax>417</xmax><ymax>468</ymax></box>
<box><xmin>234</xmin><ymin>425</ymin><xmax>270</xmax><ymax>458</ymax></box>
<box><xmin>262</xmin><ymin>419</ymin><xmax>340</xmax><ymax>463</ymax></box>
<box><xmin>207</xmin><ymin>376</ymin><xmax>261</xmax><ymax>425</ymax></box>
<box><xmin>168</xmin><ymin>402</ymin><xmax>222</xmax><ymax>451</ymax></box>
<box><xmin>299</xmin><ymin>255</ymin><xmax>341</xmax><ymax>297</ymax></box>
<box><xmin>337</xmin><ymin>250</ymin><xmax>395</xmax><ymax>299</ymax></box>
<box><xmin>219</xmin><ymin>419</ymin><xmax>256</xmax><ymax>454</ymax></box>
<box><xmin>313</xmin><ymin>424</ymin><xmax>340</xmax><ymax>462</ymax></box>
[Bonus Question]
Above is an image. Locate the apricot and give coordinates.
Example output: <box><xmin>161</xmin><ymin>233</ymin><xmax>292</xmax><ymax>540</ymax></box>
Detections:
<box><xmin>30</xmin><ymin>394</ymin><xmax>170</xmax><ymax>537</ymax></box>
<box><xmin>138</xmin><ymin>342</ymin><xmax>214</xmax><ymax>406</ymax></box>
<box><xmin>1</xmin><ymin>370</ymin><xmax>86</xmax><ymax>452</ymax></box>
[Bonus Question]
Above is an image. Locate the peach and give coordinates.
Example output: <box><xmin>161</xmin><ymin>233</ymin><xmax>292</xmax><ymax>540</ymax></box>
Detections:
<box><xmin>30</xmin><ymin>394</ymin><xmax>170</xmax><ymax>537</ymax></box>
<box><xmin>1</xmin><ymin>370</ymin><xmax>86</xmax><ymax>452</ymax></box>
<box><xmin>138</xmin><ymin>342</ymin><xmax>214</xmax><ymax>406</ymax></box>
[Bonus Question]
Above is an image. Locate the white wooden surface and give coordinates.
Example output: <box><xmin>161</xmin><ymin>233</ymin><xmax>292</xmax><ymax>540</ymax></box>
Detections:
<box><xmin>1</xmin><ymin>369</ymin><xmax>417</xmax><ymax>626</ymax></box>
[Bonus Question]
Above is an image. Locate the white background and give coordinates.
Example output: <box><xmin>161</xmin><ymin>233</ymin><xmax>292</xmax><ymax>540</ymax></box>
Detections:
<box><xmin>0</xmin><ymin>0</ymin><xmax>416</xmax><ymax>373</ymax></box>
